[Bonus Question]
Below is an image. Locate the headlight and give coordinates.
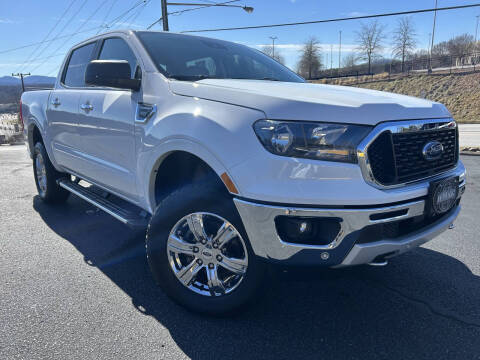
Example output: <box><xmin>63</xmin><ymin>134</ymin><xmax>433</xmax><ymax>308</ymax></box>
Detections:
<box><xmin>253</xmin><ymin>120</ymin><xmax>371</xmax><ymax>163</ymax></box>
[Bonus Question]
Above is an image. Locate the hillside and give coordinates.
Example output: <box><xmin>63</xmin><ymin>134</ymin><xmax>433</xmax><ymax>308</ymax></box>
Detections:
<box><xmin>351</xmin><ymin>72</ymin><xmax>480</xmax><ymax>124</ymax></box>
<box><xmin>0</xmin><ymin>75</ymin><xmax>55</xmax><ymax>86</ymax></box>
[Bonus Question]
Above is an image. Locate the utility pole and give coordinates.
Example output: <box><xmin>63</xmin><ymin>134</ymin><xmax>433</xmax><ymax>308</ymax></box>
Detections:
<box><xmin>269</xmin><ymin>36</ymin><xmax>277</xmax><ymax>59</ymax></box>
<box><xmin>338</xmin><ymin>30</ymin><xmax>342</xmax><ymax>70</ymax></box>
<box><xmin>161</xmin><ymin>0</ymin><xmax>169</xmax><ymax>31</ymax></box>
<box><xmin>11</xmin><ymin>73</ymin><xmax>30</xmax><ymax>92</ymax></box>
<box><xmin>429</xmin><ymin>0</ymin><xmax>438</xmax><ymax>73</ymax></box>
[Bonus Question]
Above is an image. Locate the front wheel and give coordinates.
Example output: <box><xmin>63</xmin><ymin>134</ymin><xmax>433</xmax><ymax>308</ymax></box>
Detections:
<box><xmin>146</xmin><ymin>181</ymin><xmax>267</xmax><ymax>315</ymax></box>
<box><xmin>33</xmin><ymin>142</ymin><xmax>70</xmax><ymax>204</ymax></box>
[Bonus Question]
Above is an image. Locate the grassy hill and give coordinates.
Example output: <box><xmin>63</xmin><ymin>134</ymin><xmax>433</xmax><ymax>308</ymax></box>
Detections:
<box><xmin>350</xmin><ymin>72</ymin><xmax>480</xmax><ymax>123</ymax></box>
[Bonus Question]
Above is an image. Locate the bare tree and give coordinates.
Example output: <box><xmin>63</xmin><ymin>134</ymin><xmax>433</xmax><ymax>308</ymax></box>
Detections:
<box><xmin>392</xmin><ymin>17</ymin><xmax>417</xmax><ymax>72</ymax></box>
<box><xmin>261</xmin><ymin>45</ymin><xmax>285</xmax><ymax>65</ymax></box>
<box><xmin>356</xmin><ymin>20</ymin><xmax>386</xmax><ymax>74</ymax></box>
<box><xmin>297</xmin><ymin>37</ymin><xmax>322</xmax><ymax>79</ymax></box>
<box><xmin>447</xmin><ymin>34</ymin><xmax>475</xmax><ymax>57</ymax></box>
<box><xmin>432</xmin><ymin>41</ymin><xmax>449</xmax><ymax>57</ymax></box>
<box><xmin>342</xmin><ymin>53</ymin><xmax>357</xmax><ymax>70</ymax></box>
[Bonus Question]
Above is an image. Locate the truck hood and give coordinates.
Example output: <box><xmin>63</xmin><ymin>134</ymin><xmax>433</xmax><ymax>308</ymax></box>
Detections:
<box><xmin>169</xmin><ymin>79</ymin><xmax>451</xmax><ymax>125</ymax></box>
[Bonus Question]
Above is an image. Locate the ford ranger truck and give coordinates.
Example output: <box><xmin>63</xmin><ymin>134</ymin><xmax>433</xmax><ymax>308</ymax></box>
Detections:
<box><xmin>21</xmin><ymin>30</ymin><xmax>466</xmax><ymax>315</ymax></box>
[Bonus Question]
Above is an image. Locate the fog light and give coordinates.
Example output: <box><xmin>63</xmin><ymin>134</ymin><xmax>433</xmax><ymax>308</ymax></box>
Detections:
<box><xmin>275</xmin><ymin>216</ymin><xmax>342</xmax><ymax>246</ymax></box>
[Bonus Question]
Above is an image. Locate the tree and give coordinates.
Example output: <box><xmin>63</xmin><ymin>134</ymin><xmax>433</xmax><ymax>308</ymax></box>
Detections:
<box><xmin>297</xmin><ymin>37</ymin><xmax>322</xmax><ymax>79</ymax></box>
<box><xmin>432</xmin><ymin>41</ymin><xmax>449</xmax><ymax>57</ymax></box>
<box><xmin>342</xmin><ymin>53</ymin><xmax>357</xmax><ymax>70</ymax></box>
<box><xmin>355</xmin><ymin>20</ymin><xmax>386</xmax><ymax>74</ymax></box>
<box><xmin>261</xmin><ymin>45</ymin><xmax>285</xmax><ymax>65</ymax></box>
<box><xmin>392</xmin><ymin>17</ymin><xmax>417</xmax><ymax>72</ymax></box>
<box><xmin>446</xmin><ymin>34</ymin><xmax>475</xmax><ymax>57</ymax></box>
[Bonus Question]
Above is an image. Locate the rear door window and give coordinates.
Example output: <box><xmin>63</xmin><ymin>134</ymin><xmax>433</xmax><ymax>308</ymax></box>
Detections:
<box><xmin>98</xmin><ymin>38</ymin><xmax>138</xmax><ymax>78</ymax></box>
<box><xmin>63</xmin><ymin>42</ymin><xmax>96</xmax><ymax>87</ymax></box>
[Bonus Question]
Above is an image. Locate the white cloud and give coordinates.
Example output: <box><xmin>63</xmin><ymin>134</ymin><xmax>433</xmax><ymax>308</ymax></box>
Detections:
<box><xmin>0</xmin><ymin>18</ymin><xmax>15</xmax><ymax>24</ymax></box>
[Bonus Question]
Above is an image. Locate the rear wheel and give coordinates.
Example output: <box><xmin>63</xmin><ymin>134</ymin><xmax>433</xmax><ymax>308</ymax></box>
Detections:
<box><xmin>146</xmin><ymin>181</ymin><xmax>266</xmax><ymax>315</ymax></box>
<box><xmin>33</xmin><ymin>142</ymin><xmax>70</xmax><ymax>204</ymax></box>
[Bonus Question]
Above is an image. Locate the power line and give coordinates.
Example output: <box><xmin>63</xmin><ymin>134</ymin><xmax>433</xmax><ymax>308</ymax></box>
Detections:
<box><xmin>0</xmin><ymin>0</ymin><xmax>147</xmax><ymax>55</ymax></box>
<box><xmin>30</xmin><ymin>0</ymin><xmax>109</xmax><ymax>74</ymax></box>
<box><xmin>96</xmin><ymin>0</ymin><xmax>120</xmax><ymax>34</ymax></box>
<box><xmin>102</xmin><ymin>0</ymin><xmax>150</xmax><ymax>29</ymax></box>
<box><xmin>0</xmin><ymin>27</ymin><xmax>99</xmax><ymax>55</ymax></box>
<box><xmin>120</xmin><ymin>0</ymin><xmax>150</xmax><ymax>29</ymax></box>
<box><xmin>41</xmin><ymin>0</ymin><xmax>148</xmax><ymax>75</ymax></box>
<box><xmin>23</xmin><ymin>0</ymin><xmax>90</xmax><ymax>72</ymax></box>
<box><xmin>18</xmin><ymin>0</ymin><xmax>78</xmax><ymax>72</ymax></box>
<box><xmin>181</xmin><ymin>3</ymin><xmax>480</xmax><ymax>33</ymax></box>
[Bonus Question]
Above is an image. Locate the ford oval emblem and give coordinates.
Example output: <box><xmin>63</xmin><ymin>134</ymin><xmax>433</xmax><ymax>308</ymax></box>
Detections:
<box><xmin>422</xmin><ymin>141</ymin><xmax>444</xmax><ymax>161</ymax></box>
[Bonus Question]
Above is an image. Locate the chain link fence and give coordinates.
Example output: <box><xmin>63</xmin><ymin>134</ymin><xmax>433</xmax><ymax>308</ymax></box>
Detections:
<box><xmin>314</xmin><ymin>52</ymin><xmax>480</xmax><ymax>84</ymax></box>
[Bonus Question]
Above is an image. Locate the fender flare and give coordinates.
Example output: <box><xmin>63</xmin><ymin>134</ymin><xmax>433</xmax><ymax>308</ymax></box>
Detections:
<box><xmin>141</xmin><ymin>137</ymin><xmax>238</xmax><ymax>213</ymax></box>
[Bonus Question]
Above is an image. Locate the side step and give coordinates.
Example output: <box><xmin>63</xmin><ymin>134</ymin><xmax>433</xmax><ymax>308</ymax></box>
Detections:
<box><xmin>58</xmin><ymin>179</ymin><xmax>149</xmax><ymax>229</ymax></box>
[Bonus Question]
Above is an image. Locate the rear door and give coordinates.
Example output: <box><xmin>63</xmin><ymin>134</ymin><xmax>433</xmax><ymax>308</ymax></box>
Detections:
<box><xmin>47</xmin><ymin>42</ymin><xmax>96</xmax><ymax>171</ymax></box>
<box><xmin>77</xmin><ymin>37</ymin><xmax>141</xmax><ymax>201</ymax></box>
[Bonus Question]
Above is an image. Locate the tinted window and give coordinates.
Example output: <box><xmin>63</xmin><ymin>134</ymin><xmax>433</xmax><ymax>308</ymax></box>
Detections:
<box><xmin>63</xmin><ymin>42</ymin><xmax>96</xmax><ymax>87</ymax></box>
<box><xmin>136</xmin><ymin>32</ymin><xmax>304</xmax><ymax>83</ymax></box>
<box><xmin>98</xmin><ymin>38</ymin><xmax>138</xmax><ymax>78</ymax></box>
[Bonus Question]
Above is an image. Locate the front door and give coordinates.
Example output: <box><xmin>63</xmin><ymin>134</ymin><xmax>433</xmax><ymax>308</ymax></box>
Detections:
<box><xmin>76</xmin><ymin>37</ymin><xmax>141</xmax><ymax>201</ymax></box>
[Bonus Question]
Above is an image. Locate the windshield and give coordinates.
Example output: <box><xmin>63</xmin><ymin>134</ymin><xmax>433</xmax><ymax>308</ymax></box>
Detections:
<box><xmin>135</xmin><ymin>31</ymin><xmax>305</xmax><ymax>83</ymax></box>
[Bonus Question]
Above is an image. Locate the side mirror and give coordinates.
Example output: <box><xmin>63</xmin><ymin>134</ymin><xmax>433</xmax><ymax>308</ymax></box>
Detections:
<box><xmin>85</xmin><ymin>60</ymin><xmax>141</xmax><ymax>91</ymax></box>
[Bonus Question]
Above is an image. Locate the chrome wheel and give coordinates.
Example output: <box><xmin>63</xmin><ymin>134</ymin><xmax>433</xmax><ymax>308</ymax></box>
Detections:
<box><xmin>167</xmin><ymin>212</ymin><xmax>248</xmax><ymax>297</ymax></box>
<box><xmin>35</xmin><ymin>153</ymin><xmax>47</xmax><ymax>196</ymax></box>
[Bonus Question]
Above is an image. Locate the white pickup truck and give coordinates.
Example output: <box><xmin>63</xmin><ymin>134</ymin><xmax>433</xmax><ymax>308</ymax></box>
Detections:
<box><xmin>21</xmin><ymin>30</ymin><xmax>465</xmax><ymax>315</ymax></box>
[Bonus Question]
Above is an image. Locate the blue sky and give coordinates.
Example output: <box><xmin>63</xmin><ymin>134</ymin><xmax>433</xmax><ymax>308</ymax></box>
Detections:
<box><xmin>1</xmin><ymin>0</ymin><xmax>479</xmax><ymax>76</ymax></box>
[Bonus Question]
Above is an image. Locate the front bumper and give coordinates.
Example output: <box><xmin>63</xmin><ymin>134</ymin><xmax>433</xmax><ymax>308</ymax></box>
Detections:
<box><xmin>234</xmin><ymin>179</ymin><xmax>465</xmax><ymax>267</ymax></box>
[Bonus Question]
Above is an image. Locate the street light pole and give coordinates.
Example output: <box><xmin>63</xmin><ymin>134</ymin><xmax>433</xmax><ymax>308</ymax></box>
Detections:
<box><xmin>269</xmin><ymin>36</ymin><xmax>277</xmax><ymax>59</ymax></box>
<box><xmin>429</xmin><ymin>0</ymin><xmax>438</xmax><ymax>73</ymax></box>
<box><xmin>330</xmin><ymin>44</ymin><xmax>333</xmax><ymax>76</ymax></box>
<box><xmin>475</xmin><ymin>15</ymin><xmax>480</xmax><ymax>53</ymax></box>
<box><xmin>338</xmin><ymin>30</ymin><xmax>342</xmax><ymax>70</ymax></box>
<box><xmin>158</xmin><ymin>1</ymin><xmax>253</xmax><ymax>31</ymax></box>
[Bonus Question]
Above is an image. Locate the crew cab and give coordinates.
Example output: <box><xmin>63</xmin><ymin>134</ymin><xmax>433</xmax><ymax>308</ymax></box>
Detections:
<box><xmin>21</xmin><ymin>30</ymin><xmax>466</xmax><ymax>315</ymax></box>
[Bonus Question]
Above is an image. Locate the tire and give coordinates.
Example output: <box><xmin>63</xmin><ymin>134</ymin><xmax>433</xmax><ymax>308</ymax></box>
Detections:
<box><xmin>33</xmin><ymin>142</ymin><xmax>70</xmax><ymax>204</ymax></box>
<box><xmin>146</xmin><ymin>180</ymin><xmax>267</xmax><ymax>316</ymax></box>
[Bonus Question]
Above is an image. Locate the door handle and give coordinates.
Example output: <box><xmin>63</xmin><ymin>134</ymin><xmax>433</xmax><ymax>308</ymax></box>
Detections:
<box><xmin>80</xmin><ymin>103</ymin><xmax>94</xmax><ymax>112</ymax></box>
<box><xmin>51</xmin><ymin>98</ymin><xmax>61</xmax><ymax>107</ymax></box>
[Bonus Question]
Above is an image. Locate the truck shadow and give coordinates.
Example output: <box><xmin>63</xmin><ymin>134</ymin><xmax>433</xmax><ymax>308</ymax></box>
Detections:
<box><xmin>33</xmin><ymin>195</ymin><xmax>480</xmax><ymax>359</ymax></box>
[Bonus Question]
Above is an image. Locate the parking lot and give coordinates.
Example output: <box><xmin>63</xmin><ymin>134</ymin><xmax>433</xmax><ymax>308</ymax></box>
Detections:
<box><xmin>1</xmin><ymin>144</ymin><xmax>480</xmax><ymax>359</ymax></box>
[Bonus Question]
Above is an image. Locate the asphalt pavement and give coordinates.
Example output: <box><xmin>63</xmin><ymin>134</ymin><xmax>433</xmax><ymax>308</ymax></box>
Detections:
<box><xmin>1</xmin><ymin>145</ymin><xmax>480</xmax><ymax>360</ymax></box>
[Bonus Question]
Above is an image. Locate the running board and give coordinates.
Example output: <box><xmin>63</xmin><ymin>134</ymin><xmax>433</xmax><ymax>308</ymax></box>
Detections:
<box><xmin>58</xmin><ymin>179</ymin><xmax>149</xmax><ymax>229</ymax></box>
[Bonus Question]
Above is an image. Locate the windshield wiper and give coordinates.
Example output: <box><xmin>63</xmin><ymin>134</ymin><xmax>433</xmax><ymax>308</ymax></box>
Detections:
<box><xmin>259</xmin><ymin>77</ymin><xmax>281</xmax><ymax>81</ymax></box>
<box><xmin>168</xmin><ymin>74</ymin><xmax>215</xmax><ymax>81</ymax></box>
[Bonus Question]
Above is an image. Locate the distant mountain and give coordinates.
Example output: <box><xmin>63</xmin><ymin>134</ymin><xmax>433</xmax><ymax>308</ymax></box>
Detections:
<box><xmin>0</xmin><ymin>75</ymin><xmax>55</xmax><ymax>87</ymax></box>
<box><xmin>0</xmin><ymin>76</ymin><xmax>20</xmax><ymax>86</ymax></box>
